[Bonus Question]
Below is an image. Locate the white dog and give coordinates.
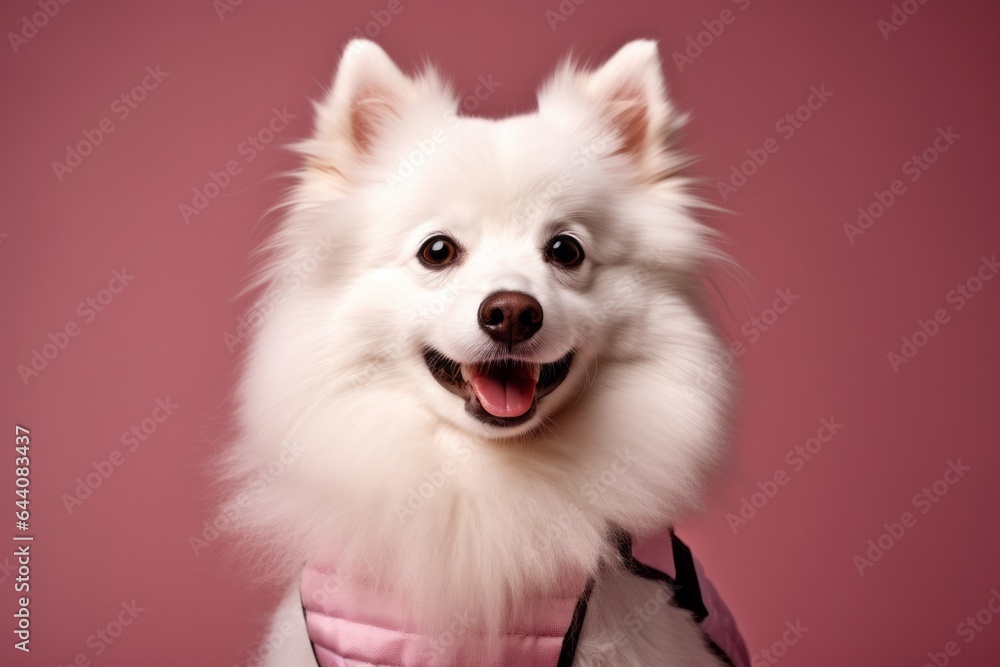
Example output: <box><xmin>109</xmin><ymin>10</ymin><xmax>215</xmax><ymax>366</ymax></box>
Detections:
<box><xmin>220</xmin><ymin>38</ymin><xmax>745</xmax><ymax>667</ymax></box>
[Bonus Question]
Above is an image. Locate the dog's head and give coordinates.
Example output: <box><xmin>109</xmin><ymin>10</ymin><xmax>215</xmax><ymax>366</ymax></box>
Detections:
<box><xmin>252</xmin><ymin>39</ymin><xmax>727</xmax><ymax>438</ymax></box>
<box><xmin>227</xmin><ymin>40</ymin><xmax>734</xmax><ymax>595</ymax></box>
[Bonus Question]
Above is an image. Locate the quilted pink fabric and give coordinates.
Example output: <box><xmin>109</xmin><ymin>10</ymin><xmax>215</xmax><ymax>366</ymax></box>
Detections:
<box><xmin>300</xmin><ymin>566</ymin><xmax>586</xmax><ymax>666</ymax></box>
<box><xmin>301</xmin><ymin>531</ymin><xmax>748</xmax><ymax>666</ymax></box>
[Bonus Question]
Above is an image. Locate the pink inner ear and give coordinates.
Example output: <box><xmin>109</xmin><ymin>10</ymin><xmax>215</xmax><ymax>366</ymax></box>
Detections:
<box><xmin>349</xmin><ymin>88</ymin><xmax>398</xmax><ymax>154</ymax></box>
<box><xmin>607</xmin><ymin>86</ymin><xmax>648</xmax><ymax>157</ymax></box>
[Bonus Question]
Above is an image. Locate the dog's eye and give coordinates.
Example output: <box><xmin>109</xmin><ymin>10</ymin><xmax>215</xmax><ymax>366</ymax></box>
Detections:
<box><xmin>545</xmin><ymin>235</ymin><xmax>584</xmax><ymax>268</ymax></box>
<box><xmin>418</xmin><ymin>235</ymin><xmax>459</xmax><ymax>267</ymax></box>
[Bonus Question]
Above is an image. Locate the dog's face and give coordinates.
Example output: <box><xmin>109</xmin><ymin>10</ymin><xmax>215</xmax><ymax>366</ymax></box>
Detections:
<box><xmin>371</xmin><ymin>115</ymin><xmax>628</xmax><ymax>437</ymax></box>
<box><xmin>263</xmin><ymin>39</ymin><xmax>721</xmax><ymax>441</ymax></box>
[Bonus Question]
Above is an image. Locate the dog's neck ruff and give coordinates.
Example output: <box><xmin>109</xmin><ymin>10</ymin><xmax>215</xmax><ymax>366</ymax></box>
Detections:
<box><xmin>299</xmin><ymin>530</ymin><xmax>749</xmax><ymax>667</ymax></box>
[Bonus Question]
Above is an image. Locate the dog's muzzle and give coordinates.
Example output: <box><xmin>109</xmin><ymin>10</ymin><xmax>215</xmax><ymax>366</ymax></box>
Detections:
<box><xmin>423</xmin><ymin>348</ymin><xmax>574</xmax><ymax>427</ymax></box>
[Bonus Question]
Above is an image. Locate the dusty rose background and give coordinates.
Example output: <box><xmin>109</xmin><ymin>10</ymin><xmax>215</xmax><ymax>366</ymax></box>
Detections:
<box><xmin>3</xmin><ymin>0</ymin><xmax>999</xmax><ymax>665</ymax></box>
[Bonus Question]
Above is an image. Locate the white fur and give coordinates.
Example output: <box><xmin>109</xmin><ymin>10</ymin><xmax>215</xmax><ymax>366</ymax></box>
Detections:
<box><xmin>221</xmin><ymin>39</ymin><xmax>735</xmax><ymax>665</ymax></box>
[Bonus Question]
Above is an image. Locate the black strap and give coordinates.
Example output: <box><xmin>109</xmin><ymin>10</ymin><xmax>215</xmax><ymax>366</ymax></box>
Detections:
<box><xmin>612</xmin><ymin>528</ymin><xmax>710</xmax><ymax>623</ymax></box>
<box><xmin>613</xmin><ymin>528</ymin><xmax>676</xmax><ymax>586</ymax></box>
<box><xmin>556</xmin><ymin>578</ymin><xmax>594</xmax><ymax>667</ymax></box>
<box><xmin>607</xmin><ymin>527</ymin><xmax>737</xmax><ymax>667</ymax></box>
<box><xmin>669</xmin><ymin>529</ymin><xmax>709</xmax><ymax>622</ymax></box>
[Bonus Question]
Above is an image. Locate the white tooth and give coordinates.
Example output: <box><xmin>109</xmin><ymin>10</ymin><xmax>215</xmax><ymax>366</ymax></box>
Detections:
<box><xmin>460</xmin><ymin>364</ymin><xmax>470</xmax><ymax>381</ymax></box>
<box><xmin>531</xmin><ymin>363</ymin><xmax>541</xmax><ymax>381</ymax></box>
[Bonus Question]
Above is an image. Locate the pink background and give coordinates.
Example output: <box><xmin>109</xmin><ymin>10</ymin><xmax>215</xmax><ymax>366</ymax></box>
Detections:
<box><xmin>3</xmin><ymin>0</ymin><xmax>999</xmax><ymax>665</ymax></box>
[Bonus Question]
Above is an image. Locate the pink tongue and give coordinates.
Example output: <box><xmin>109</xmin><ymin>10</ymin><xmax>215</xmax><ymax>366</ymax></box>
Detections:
<box><xmin>469</xmin><ymin>364</ymin><xmax>537</xmax><ymax>418</ymax></box>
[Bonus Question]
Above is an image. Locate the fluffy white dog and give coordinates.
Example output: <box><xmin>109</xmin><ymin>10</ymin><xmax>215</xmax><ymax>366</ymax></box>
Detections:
<box><xmin>220</xmin><ymin>38</ymin><xmax>741</xmax><ymax>667</ymax></box>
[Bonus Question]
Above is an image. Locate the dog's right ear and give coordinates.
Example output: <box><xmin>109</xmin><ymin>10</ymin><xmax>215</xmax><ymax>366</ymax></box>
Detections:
<box><xmin>304</xmin><ymin>40</ymin><xmax>452</xmax><ymax>177</ymax></box>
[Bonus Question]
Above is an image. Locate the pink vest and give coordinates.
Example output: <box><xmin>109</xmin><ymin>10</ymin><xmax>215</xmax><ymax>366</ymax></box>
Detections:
<box><xmin>300</xmin><ymin>530</ymin><xmax>749</xmax><ymax>667</ymax></box>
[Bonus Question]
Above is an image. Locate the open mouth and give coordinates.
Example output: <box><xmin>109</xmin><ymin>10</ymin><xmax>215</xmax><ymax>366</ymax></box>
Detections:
<box><xmin>423</xmin><ymin>348</ymin><xmax>574</xmax><ymax>427</ymax></box>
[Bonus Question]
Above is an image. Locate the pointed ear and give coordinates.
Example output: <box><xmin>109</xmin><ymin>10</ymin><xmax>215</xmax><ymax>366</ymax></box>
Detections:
<box><xmin>305</xmin><ymin>40</ymin><xmax>437</xmax><ymax>175</ymax></box>
<box><xmin>541</xmin><ymin>40</ymin><xmax>683</xmax><ymax>179</ymax></box>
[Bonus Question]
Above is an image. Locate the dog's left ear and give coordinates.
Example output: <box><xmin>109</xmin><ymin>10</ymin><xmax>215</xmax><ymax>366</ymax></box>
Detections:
<box><xmin>540</xmin><ymin>40</ymin><xmax>682</xmax><ymax>180</ymax></box>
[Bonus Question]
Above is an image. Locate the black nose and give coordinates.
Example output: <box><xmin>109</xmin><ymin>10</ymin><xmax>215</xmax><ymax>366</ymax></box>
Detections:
<box><xmin>478</xmin><ymin>291</ymin><xmax>543</xmax><ymax>345</ymax></box>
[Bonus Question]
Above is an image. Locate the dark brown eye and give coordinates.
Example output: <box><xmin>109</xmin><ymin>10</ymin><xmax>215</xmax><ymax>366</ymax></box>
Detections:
<box><xmin>545</xmin><ymin>235</ymin><xmax>584</xmax><ymax>268</ymax></box>
<box><xmin>418</xmin><ymin>235</ymin><xmax>459</xmax><ymax>267</ymax></box>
